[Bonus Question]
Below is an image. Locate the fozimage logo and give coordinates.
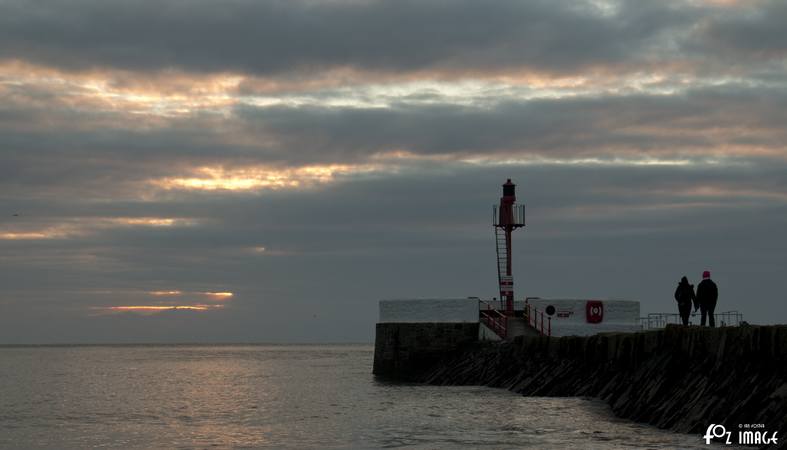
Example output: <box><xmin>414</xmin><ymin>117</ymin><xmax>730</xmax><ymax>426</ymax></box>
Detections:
<box><xmin>703</xmin><ymin>424</ymin><xmax>779</xmax><ymax>446</ymax></box>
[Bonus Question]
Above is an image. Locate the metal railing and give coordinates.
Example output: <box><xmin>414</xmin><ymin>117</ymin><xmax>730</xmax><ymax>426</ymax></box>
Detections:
<box><xmin>640</xmin><ymin>311</ymin><xmax>744</xmax><ymax>330</ymax></box>
<box><xmin>479</xmin><ymin>299</ymin><xmax>508</xmax><ymax>339</ymax></box>
<box><xmin>524</xmin><ymin>303</ymin><xmax>551</xmax><ymax>337</ymax></box>
<box><xmin>492</xmin><ymin>204</ymin><xmax>526</xmax><ymax>227</ymax></box>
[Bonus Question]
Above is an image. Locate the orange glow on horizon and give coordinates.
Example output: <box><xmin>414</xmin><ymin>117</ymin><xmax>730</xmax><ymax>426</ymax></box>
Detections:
<box><xmin>104</xmin><ymin>304</ymin><xmax>224</xmax><ymax>312</ymax></box>
<box><xmin>91</xmin><ymin>288</ymin><xmax>235</xmax><ymax>315</ymax></box>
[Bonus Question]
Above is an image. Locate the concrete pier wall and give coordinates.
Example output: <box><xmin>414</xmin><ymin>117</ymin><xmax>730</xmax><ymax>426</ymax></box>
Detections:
<box><xmin>373</xmin><ymin>322</ymin><xmax>479</xmax><ymax>379</ymax></box>
<box><xmin>374</xmin><ymin>324</ymin><xmax>787</xmax><ymax>444</ymax></box>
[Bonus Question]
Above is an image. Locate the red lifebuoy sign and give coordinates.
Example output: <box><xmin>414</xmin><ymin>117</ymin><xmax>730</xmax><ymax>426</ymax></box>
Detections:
<box><xmin>586</xmin><ymin>301</ymin><xmax>603</xmax><ymax>323</ymax></box>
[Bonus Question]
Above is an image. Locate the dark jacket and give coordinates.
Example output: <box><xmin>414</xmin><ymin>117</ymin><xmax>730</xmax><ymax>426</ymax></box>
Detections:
<box><xmin>674</xmin><ymin>279</ymin><xmax>696</xmax><ymax>308</ymax></box>
<box><xmin>696</xmin><ymin>278</ymin><xmax>718</xmax><ymax>307</ymax></box>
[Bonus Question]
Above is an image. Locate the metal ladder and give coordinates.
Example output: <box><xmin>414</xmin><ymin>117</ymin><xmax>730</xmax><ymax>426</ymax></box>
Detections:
<box><xmin>494</xmin><ymin>226</ymin><xmax>508</xmax><ymax>307</ymax></box>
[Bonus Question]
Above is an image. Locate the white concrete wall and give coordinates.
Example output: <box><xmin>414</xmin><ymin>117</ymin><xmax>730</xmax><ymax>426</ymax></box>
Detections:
<box><xmin>515</xmin><ymin>299</ymin><xmax>640</xmax><ymax>336</ymax></box>
<box><xmin>378</xmin><ymin>297</ymin><xmax>640</xmax><ymax>336</ymax></box>
<box><xmin>379</xmin><ymin>299</ymin><xmax>480</xmax><ymax>323</ymax></box>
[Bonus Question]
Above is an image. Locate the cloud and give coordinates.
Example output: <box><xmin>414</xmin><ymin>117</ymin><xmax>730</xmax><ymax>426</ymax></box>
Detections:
<box><xmin>696</xmin><ymin>0</ymin><xmax>787</xmax><ymax>59</ymax></box>
<box><xmin>2</xmin><ymin>161</ymin><xmax>785</xmax><ymax>342</ymax></box>
<box><xmin>233</xmin><ymin>84</ymin><xmax>787</xmax><ymax>163</ymax></box>
<box><xmin>0</xmin><ymin>1</ymin><xmax>783</xmax><ymax>89</ymax></box>
<box><xmin>0</xmin><ymin>0</ymin><xmax>786</xmax><ymax>342</ymax></box>
<box><xmin>0</xmin><ymin>0</ymin><xmax>721</xmax><ymax>77</ymax></box>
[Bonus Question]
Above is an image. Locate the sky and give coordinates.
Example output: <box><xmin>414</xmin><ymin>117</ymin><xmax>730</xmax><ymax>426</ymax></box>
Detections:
<box><xmin>1</xmin><ymin>0</ymin><xmax>785</xmax><ymax>343</ymax></box>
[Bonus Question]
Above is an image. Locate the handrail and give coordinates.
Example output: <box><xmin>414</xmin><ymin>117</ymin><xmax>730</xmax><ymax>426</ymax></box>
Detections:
<box><xmin>639</xmin><ymin>310</ymin><xmax>744</xmax><ymax>329</ymax></box>
<box><xmin>478</xmin><ymin>299</ymin><xmax>553</xmax><ymax>338</ymax></box>
<box><xmin>524</xmin><ymin>303</ymin><xmax>552</xmax><ymax>337</ymax></box>
<box><xmin>479</xmin><ymin>299</ymin><xmax>506</xmax><ymax>318</ymax></box>
<box><xmin>492</xmin><ymin>204</ymin><xmax>526</xmax><ymax>227</ymax></box>
<box><xmin>479</xmin><ymin>299</ymin><xmax>508</xmax><ymax>339</ymax></box>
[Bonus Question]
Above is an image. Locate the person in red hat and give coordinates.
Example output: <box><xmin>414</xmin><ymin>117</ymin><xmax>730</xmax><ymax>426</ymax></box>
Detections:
<box><xmin>696</xmin><ymin>270</ymin><xmax>718</xmax><ymax>327</ymax></box>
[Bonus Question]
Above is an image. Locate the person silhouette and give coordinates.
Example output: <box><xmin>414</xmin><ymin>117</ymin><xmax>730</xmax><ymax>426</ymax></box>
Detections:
<box><xmin>674</xmin><ymin>276</ymin><xmax>695</xmax><ymax>326</ymax></box>
<box><xmin>696</xmin><ymin>270</ymin><xmax>718</xmax><ymax>327</ymax></box>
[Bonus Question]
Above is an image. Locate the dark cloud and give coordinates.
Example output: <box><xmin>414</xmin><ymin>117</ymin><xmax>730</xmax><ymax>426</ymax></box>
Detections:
<box><xmin>698</xmin><ymin>0</ymin><xmax>787</xmax><ymax>59</ymax></box>
<box><xmin>236</xmin><ymin>84</ymin><xmax>787</xmax><ymax>160</ymax></box>
<box><xmin>0</xmin><ymin>0</ymin><xmax>703</xmax><ymax>76</ymax></box>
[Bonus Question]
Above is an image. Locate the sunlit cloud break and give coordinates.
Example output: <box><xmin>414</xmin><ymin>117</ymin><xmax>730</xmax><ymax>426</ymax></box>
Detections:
<box><xmin>459</xmin><ymin>156</ymin><xmax>699</xmax><ymax>167</ymax></box>
<box><xmin>151</xmin><ymin>164</ymin><xmax>383</xmax><ymax>192</ymax></box>
<box><xmin>104</xmin><ymin>305</ymin><xmax>224</xmax><ymax>312</ymax></box>
<box><xmin>92</xmin><ymin>289</ymin><xmax>235</xmax><ymax>314</ymax></box>
<box><xmin>148</xmin><ymin>290</ymin><xmax>184</xmax><ymax>296</ymax></box>
<box><xmin>147</xmin><ymin>290</ymin><xmax>234</xmax><ymax>299</ymax></box>
<box><xmin>0</xmin><ymin>228</ymin><xmax>73</xmax><ymax>240</ymax></box>
<box><xmin>109</xmin><ymin>218</ymin><xmax>194</xmax><ymax>227</ymax></box>
<box><xmin>203</xmin><ymin>292</ymin><xmax>234</xmax><ymax>300</ymax></box>
<box><xmin>0</xmin><ymin>217</ymin><xmax>196</xmax><ymax>241</ymax></box>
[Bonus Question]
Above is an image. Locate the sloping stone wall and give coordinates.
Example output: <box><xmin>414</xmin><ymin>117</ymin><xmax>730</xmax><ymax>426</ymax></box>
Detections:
<box><xmin>376</xmin><ymin>324</ymin><xmax>787</xmax><ymax>447</ymax></box>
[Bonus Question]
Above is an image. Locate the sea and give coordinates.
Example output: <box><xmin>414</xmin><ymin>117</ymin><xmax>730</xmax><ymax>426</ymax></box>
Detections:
<box><xmin>0</xmin><ymin>344</ymin><xmax>722</xmax><ymax>449</ymax></box>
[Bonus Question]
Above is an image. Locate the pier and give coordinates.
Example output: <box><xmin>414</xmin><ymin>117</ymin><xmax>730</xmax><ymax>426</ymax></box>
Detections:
<box><xmin>375</xmin><ymin>324</ymin><xmax>787</xmax><ymax>446</ymax></box>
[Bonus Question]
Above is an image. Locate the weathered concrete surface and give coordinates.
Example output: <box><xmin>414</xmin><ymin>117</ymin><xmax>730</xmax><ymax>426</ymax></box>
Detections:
<box><xmin>373</xmin><ymin>322</ymin><xmax>479</xmax><ymax>380</ymax></box>
<box><xmin>379</xmin><ymin>299</ymin><xmax>479</xmax><ymax>323</ymax></box>
<box><xmin>505</xmin><ymin>317</ymin><xmax>540</xmax><ymax>339</ymax></box>
<box><xmin>378</xmin><ymin>324</ymin><xmax>787</xmax><ymax>447</ymax></box>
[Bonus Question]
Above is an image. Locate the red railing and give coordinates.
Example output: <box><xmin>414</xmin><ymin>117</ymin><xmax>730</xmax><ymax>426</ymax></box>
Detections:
<box><xmin>524</xmin><ymin>303</ymin><xmax>552</xmax><ymax>337</ymax></box>
<box><xmin>479</xmin><ymin>300</ymin><xmax>507</xmax><ymax>339</ymax></box>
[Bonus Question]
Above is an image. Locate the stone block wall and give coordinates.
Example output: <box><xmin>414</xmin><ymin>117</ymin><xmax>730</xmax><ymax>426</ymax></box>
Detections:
<box><xmin>376</xmin><ymin>324</ymin><xmax>787</xmax><ymax>446</ymax></box>
<box><xmin>375</xmin><ymin>324</ymin><xmax>787</xmax><ymax>448</ymax></box>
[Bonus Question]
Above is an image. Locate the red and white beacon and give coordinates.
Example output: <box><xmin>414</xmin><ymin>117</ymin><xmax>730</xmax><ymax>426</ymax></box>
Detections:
<box><xmin>493</xmin><ymin>179</ymin><xmax>525</xmax><ymax>316</ymax></box>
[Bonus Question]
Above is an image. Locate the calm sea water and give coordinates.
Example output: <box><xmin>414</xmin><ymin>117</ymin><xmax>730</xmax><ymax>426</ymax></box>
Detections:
<box><xmin>0</xmin><ymin>344</ymin><xmax>718</xmax><ymax>449</ymax></box>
